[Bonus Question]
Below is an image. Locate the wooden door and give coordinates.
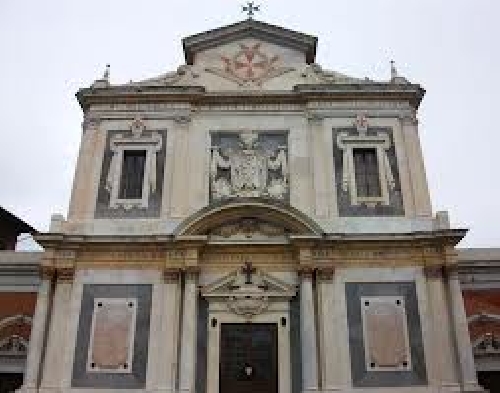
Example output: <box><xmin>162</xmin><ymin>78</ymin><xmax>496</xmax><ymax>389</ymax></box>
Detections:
<box><xmin>219</xmin><ymin>323</ymin><xmax>278</xmax><ymax>393</ymax></box>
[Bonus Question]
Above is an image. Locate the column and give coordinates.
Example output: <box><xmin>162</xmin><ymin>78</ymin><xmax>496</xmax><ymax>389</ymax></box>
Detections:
<box><xmin>447</xmin><ymin>266</ymin><xmax>484</xmax><ymax>392</ymax></box>
<box><xmin>300</xmin><ymin>268</ymin><xmax>319</xmax><ymax>393</ymax></box>
<box><xmin>424</xmin><ymin>265</ymin><xmax>460</xmax><ymax>391</ymax></box>
<box><xmin>21</xmin><ymin>277</ymin><xmax>53</xmax><ymax>392</ymax></box>
<box><xmin>316</xmin><ymin>268</ymin><xmax>340</xmax><ymax>392</ymax></box>
<box><xmin>178</xmin><ymin>269</ymin><xmax>199</xmax><ymax>393</ymax></box>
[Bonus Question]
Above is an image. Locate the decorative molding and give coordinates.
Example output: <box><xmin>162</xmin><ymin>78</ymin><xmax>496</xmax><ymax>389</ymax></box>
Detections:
<box><xmin>0</xmin><ymin>314</ymin><xmax>32</xmax><ymax>331</ymax></box>
<box><xmin>0</xmin><ymin>334</ymin><xmax>28</xmax><ymax>355</ymax></box>
<box><xmin>473</xmin><ymin>333</ymin><xmax>500</xmax><ymax>358</ymax></box>
<box><xmin>209</xmin><ymin>218</ymin><xmax>286</xmax><ymax>240</ymax></box>
<box><xmin>201</xmin><ymin>264</ymin><xmax>296</xmax><ymax>320</ymax></box>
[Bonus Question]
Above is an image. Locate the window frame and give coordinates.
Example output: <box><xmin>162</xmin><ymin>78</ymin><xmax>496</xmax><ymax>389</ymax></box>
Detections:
<box><xmin>106</xmin><ymin>119</ymin><xmax>162</xmax><ymax>210</ymax></box>
<box><xmin>337</xmin><ymin>132</ymin><xmax>394</xmax><ymax>207</ymax></box>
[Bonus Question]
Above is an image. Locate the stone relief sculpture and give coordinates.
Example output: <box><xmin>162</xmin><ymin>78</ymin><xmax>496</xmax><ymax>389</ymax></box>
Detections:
<box><xmin>210</xmin><ymin>131</ymin><xmax>288</xmax><ymax>201</ymax></box>
<box><xmin>206</xmin><ymin>42</ymin><xmax>294</xmax><ymax>86</ymax></box>
<box><xmin>209</xmin><ymin>218</ymin><xmax>285</xmax><ymax>239</ymax></box>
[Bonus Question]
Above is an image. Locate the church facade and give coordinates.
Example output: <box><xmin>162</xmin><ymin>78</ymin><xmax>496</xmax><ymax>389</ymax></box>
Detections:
<box><xmin>20</xmin><ymin>18</ymin><xmax>485</xmax><ymax>393</ymax></box>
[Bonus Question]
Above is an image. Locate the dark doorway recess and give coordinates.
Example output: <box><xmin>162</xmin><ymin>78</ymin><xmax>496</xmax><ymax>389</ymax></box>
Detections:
<box><xmin>219</xmin><ymin>323</ymin><xmax>278</xmax><ymax>393</ymax></box>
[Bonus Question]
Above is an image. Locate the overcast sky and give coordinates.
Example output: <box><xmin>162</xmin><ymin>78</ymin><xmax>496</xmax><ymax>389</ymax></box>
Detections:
<box><xmin>0</xmin><ymin>0</ymin><xmax>498</xmax><ymax>248</ymax></box>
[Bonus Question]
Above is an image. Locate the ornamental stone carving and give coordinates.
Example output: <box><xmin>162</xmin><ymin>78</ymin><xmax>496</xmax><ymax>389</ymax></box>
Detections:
<box><xmin>205</xmin><ymin>42</ymin><xmax>294</xmax><ymax>87</ymax></box>
<box><xmin>210</xmin><ymin>131</ymin><xmax>288</xmax><ymax>201</ymax></box>
<box><xmin>201</xmin><ymin>264</ymin><xmax>296</xmax><ymax>320</ymax></box>
<box><xmin>209</xmin><ymin>218</ymin><xmax>285</xmax><ymax>239</ymax></box>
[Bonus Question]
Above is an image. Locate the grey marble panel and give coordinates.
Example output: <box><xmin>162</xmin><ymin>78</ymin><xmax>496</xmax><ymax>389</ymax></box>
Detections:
<box><xmin>332</xmin><ymin>128</ymin><xmax>404</xmax><ymax>216</ymax></box>
<box><xmin>95</xmin><ymin>129</ymin><xmax>167</xmax><ymax>218</ymax></box>
<box><xmin>289</xmin><ymin>295</ymin><xmax>302</xmax><ymax>393</ymax></box>
<box><xmin>71</xmin><ymin>284</ymin><xmax>152</xmax><ymax>388</ymax></box>
<box><xmin>196</xmin><ymin>297</ymin><xmax>208</xmax><ymax>393</ymax></box>
<box><xmin>345</xmin><ymin>282</ymin><xmax>427</xmax><ymax>387</ymax></box>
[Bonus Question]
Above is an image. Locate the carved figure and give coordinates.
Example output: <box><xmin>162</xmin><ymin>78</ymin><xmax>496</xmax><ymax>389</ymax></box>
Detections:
<box><xmin>210</xmin><ymin>131</ymin><xmax>288</xmax><ymax>200</ymax></box>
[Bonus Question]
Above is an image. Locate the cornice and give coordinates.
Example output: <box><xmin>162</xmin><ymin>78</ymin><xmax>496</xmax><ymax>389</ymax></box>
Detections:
<box><xmin>34</xmin><ymin>228</ymin><xmax>466</xmax><ymax>251</ymax></box>
<box><xmin>76</xmin><ymin>82</ymin><xmax>425</xmax><ymax>111</ymax></box>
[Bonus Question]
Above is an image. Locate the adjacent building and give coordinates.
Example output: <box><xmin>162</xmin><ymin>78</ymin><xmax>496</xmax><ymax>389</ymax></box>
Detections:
<box><xmin>0</xmin><ymin>207</ymin><xmax>39</xmax><ymax>392</ymax></box>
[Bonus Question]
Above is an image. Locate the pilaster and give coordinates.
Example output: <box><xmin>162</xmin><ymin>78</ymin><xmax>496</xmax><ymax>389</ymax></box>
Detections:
<box><xmin>297</xmin><ymin>244</ymin><xmax>319</xmax><ymax>393</ymax></box>
<box><xmin>170</xmin><ymin>115</ymin><xmax>192</xmax><ymax>218</ymax></box>
<box><xmin>20</xmin><ymin>275</ymin><xmax>54</xmax><ymax>393</ymax></box>
<box><xmin>178</xmin><ymin>246</ymin><xmax>200</xmax><ymax>393</ymax></box>
<box><xmin>316</xmin><ymin>267</ymin><xmax>342</xmax><ymax>392</ymax></box>
<box><xmin>424</xmin><ymin>265</ymin><xmax>461</xmax><ymax>392</ymax></box>
<box><xmin>400</xmin><ymin>115</ymin><xmax>432</xmax><ymax>218</ymax></box>
<box><xmin>39</xmin><ymin>269</ymin><xmax>75</xmax><ymax>392</ymax></box>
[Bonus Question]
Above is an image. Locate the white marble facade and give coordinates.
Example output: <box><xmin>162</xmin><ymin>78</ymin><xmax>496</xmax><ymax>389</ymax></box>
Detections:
<box><xmin>21</xmin><ymin>18</ymin><xmax>484</xmax><ymax>393</ymax></box>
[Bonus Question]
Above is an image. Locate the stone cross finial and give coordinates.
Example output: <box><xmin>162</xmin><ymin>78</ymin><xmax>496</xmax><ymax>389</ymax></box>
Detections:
<box><xmin>390</xmin><ymin>60</ymin><xmax>398</xmax><ymax>81</ymax></box>
<box><xmin>243</xmin><ymin>2</ymin><xmax>260</xmax><ymax>18</ymax></box>
<box><xmin>242</xmin><ymin>261</ymin><xmax>256</xmax><ymax>284</ymax></box>
<box><xmin>103</xmin><ymin>64</ymin><xmax>110</xmax><ymax>81</ymax></box>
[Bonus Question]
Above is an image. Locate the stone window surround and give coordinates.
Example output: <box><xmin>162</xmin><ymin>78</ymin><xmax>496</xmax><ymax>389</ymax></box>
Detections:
<box><xmin>336</xmin><ymin>132</ymin><xmax>395</xmax><ymax>207</ymax></box>
<box><xmin>86</xmin><ymin>297</ymin><xmax>138</xmax><ymax>374</ymax></box>
<box><xmin>107</xmin><ymin>120</ymin><xmax>162</xmax><ymax>210</ymax></box>
<box><xmin>360</xmin><ymin>295</ymin><xmax>412</xmax><ymax>372</ymax></box>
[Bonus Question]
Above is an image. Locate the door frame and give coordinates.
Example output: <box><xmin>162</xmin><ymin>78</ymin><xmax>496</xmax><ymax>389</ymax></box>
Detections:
<box><xmin>206</xmin><ymin>301</ymin><xmax>291</xmax><ymax>393</ymax></box>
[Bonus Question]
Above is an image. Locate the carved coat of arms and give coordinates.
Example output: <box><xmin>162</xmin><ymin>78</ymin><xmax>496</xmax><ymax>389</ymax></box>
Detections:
<box><xmin>210</xmin><ymin>131</ymin><xmax>288</xmax><ymax>200</ymax></box>
<box><xmin>206</xmin><ymin>42</ymin><xmax>294</xmax><ymax>86</ymax></box>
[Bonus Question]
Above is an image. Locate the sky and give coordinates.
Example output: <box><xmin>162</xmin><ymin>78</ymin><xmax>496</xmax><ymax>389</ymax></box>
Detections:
<box><xmin>0</xmin><ymin>0</ymin><xmax>499</xmax><ymax>248</ymax></box>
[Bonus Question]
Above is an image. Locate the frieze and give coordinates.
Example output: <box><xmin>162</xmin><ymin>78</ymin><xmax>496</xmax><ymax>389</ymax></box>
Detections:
<box><xmin>203</xmin><ymin>252</ymin><xmax>294</xmax><ymax>266</ymax></box>
<box><xmin>311</xmin><ymin>247</ymin><xmax>444</xmax><ymax>264</ymax></box>
<box><xmin>79</xmin><ymin>250</ymin><xmax>165</xmax><ymax>262</ymax></box>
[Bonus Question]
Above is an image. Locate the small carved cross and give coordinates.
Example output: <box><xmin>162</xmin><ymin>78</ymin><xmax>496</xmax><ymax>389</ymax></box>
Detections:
<box><xmin>242</xmin><ymin>261</ymin><xmax>256</xmax><ymax>284</ymax></box>
<box><xmin>243</xmin><ymin>2</ymin><xmax>260</xmax><ymax>18</ymax></box>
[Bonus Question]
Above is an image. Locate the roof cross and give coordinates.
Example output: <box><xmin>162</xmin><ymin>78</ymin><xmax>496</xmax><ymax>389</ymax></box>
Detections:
<box><xmin>242</xmin><ymin>2</ymin><xmax>260</xmax><ymax>18</ymax></box>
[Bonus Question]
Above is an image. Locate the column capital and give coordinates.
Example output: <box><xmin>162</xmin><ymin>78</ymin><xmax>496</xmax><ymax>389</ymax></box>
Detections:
<box><xmin>163</xmin><ymin>267</ymin><xmax>181</xmax><ymax>283</ymax></box>
<box><xmin>423</xmin><ymin>264</ymin><xmax>444</xmax><ymax>279</ymax></box>
<box><xmin>298</xmin><ymin>266</ymin><xmax>315</xmax><ymax>279</ymax></box>
<box><xmin>316</xmin><ymin>267</ymin><xmax>335</xmax><ymax>280</ymax></box>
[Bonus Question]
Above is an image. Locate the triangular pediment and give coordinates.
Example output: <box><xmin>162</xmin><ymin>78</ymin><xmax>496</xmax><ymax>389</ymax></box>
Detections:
<box><xmin>201</xmin><ymin>267</ymin><xmax>296</xmax><ymax>299</ymax></box>
<box><xmin>182</xmin><ymin>19</ymin><xmax>317</xmax><ymax>65</ymax></box>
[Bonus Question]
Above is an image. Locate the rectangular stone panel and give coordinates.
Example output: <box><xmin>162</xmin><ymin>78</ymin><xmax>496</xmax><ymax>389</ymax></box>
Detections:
<box><xmin>345</xmin><ymin>282</ymin><xmax>427</xmax><ymax>387</ymax></box>
<box><xmin>72</xmin><ymin>284</ymin><xmax>151</xmax><ymax>388</ymax></box>
<box><xmin>87</xmin><ymin>298</ymin><xmax>137</xmax><ymax>373</ymax></box>
<box><xmin>361</xmin><ymin>296</ymin><xmax>411</xmax><ymax>371</ymax></box>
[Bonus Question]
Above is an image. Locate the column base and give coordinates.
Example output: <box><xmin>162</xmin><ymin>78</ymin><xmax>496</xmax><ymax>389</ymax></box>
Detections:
<box><xmin>461</xmin><ymin>381</ymin><xmax>487</xmax><ymax>392</ymax></box>
<box><xmin>302</xmin><ymin>389</ymin><xmax>320</xmax><ymax>393</ymax></box>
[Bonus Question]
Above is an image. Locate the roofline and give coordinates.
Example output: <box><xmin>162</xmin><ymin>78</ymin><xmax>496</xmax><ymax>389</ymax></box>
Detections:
<box><xmin>76</xmin><ymin>83</ymin><xmax>425</xmax><ymax>111</ymax></box>
<box><xmin>0</xmin><ymin>206</ymin><xmax>37</xmax><ymax>235</ymax></box>
<box><xmin>182</xmin><ymin>18</ymin><xmax>317</xmax><ymax>65</ymax></box>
